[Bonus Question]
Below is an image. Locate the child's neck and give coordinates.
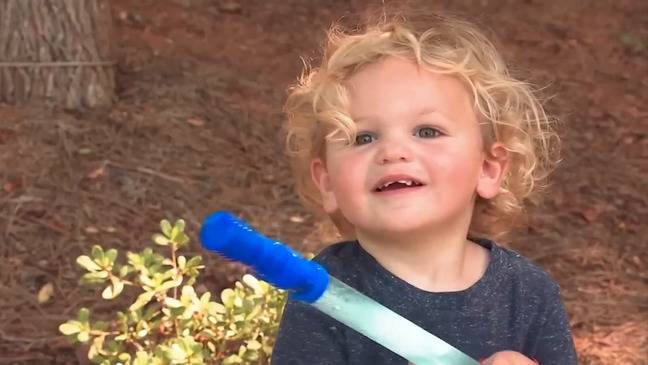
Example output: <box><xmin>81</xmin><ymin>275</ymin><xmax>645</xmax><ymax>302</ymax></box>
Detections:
<box><xmin>355</xmin><ymin>226</ymin><xmax>489</xmax><ymax>293</ymax></box>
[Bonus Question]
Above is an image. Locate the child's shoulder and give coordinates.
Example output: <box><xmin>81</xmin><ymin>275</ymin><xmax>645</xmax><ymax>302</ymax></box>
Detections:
<box><xmin>487</xmin><ymin>240</ymin><xmax>562</xmax><ymax>298</ymax></box>
<box><xmin>312</xmin><ymin>240</ymin><xmax>361</xmax><ymax>272</ymax></box>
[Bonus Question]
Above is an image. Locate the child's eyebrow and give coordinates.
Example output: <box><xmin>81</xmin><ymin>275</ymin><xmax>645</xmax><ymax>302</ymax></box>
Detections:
<box><xmin>352</xmin><ymin>115</ymin><xmax>377</xmax><ymax>124</ymax></box>
<box><xmin>353</xmin><ymin>108</ymin><xmax>443</xmax><ymax>124</ymax></box>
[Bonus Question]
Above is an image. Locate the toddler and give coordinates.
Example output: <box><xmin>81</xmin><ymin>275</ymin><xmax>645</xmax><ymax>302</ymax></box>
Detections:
<box><xmin>272</xmin><ymin>4</ymin><xmax>577</xmax><ymax>365</ymax></box>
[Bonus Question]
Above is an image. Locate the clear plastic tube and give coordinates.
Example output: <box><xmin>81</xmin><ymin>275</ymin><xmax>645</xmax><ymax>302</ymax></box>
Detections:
<box><xmin>313</xmin><ymin>276</ymin><xmax>479</xmax><ymax>365</ymax></box>
<box><xmin>200</xmin><ymin>211</ymin><xmax>479</xmax><ymax>365</ymax></box>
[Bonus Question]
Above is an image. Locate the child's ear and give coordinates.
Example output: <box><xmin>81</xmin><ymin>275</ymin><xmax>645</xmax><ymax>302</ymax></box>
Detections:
<box><xmin>476</xmin><ymin>143</ymin><xmax>509</xmax><ymax>199</ymax></box>
<box><xmin>310</xmin><ymin>158</ymin><xmax>339</xmax><ymax>213</ymax></box>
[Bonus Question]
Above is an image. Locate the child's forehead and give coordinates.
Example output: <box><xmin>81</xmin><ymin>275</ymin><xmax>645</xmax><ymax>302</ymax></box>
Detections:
<box><xmin>342</xmin><ymin>57</ymin><xmax>475</xmax><ymax>125</ymax></box>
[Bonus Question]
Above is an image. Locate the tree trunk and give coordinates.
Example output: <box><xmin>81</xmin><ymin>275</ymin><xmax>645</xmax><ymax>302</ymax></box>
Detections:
<box><xmin>0</xmin><ymin>0</ymin><xmax>115</xmax><ymax>109</ymax></box>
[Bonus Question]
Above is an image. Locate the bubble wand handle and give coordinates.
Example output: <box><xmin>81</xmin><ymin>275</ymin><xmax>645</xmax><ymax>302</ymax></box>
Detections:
<box><xmin>200</xmin><ymin>211</ymin><xmax>479</xmax><ymax>365</ymax></box>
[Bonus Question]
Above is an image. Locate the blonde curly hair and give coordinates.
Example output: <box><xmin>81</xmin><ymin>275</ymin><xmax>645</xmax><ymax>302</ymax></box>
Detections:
<box><xmin>283</xmin><ymin>5</ymin><xmax>560</xmax><ymax>240</ymax></box>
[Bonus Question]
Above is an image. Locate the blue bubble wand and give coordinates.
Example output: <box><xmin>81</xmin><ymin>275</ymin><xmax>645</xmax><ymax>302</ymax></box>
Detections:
<box><xmin>200</xmin><ymin>211</ymin><xmax>479</xmax><ymax>365</ymax></box>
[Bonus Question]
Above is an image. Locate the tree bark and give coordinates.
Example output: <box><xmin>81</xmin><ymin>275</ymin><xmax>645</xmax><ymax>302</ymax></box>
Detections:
<box><xmin>0</xmin><ymin>0</ymin><xmax>115</xmax><ymax>109</ymax></box>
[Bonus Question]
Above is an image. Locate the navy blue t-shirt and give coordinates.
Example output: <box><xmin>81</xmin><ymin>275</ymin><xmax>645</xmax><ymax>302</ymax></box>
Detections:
<box><xmin>272</xmin><ymin>239</ymin><xmax>577</xmax><ymax>364</ymax></box>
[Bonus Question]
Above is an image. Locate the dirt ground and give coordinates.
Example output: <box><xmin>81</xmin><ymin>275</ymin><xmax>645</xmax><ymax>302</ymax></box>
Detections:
<box><xmin>0</xmin><ymin>0</ymin><xmax>646</xmax><ymax>364</ymax></box>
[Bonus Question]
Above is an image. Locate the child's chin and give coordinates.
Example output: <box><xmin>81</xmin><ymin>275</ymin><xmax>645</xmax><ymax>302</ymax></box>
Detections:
<box><xmin>368</xmin><ymin>220</ymin><xmax>433</xmax><ymax>235</ymax></box>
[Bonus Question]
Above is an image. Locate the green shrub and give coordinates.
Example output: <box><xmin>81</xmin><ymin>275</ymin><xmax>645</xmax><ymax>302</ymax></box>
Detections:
<box><xmin>59</xmin><ymin>219</ymin><xmax>287</xmax><ymax>364</ymax></box>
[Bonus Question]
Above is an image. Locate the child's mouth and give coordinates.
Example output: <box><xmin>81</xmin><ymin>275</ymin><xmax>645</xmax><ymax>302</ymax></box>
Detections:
<box><xmin>374</xmin><ymin>179</ymin><xmax>424</xmax><ymax>192</ymax></box>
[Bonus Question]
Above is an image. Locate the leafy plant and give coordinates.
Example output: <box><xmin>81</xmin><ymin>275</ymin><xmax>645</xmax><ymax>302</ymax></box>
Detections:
<box><xmin>59</xmin><ymin>219</ymin><xmax>287</xmax><ymax>364</ymax></box>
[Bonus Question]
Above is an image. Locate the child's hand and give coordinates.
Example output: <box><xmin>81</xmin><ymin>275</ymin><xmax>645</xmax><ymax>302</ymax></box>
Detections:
<box><xmin>480</xmin><ymin>351</ymin><xmax>538</xmax><ymax>365</ymax></box>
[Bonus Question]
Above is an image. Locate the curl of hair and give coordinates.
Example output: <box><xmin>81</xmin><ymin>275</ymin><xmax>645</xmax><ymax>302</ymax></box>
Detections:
<box><xmin>284</xmin><ymin>6</ymin><xmax>560</xmax><ymax>240</ymax></box>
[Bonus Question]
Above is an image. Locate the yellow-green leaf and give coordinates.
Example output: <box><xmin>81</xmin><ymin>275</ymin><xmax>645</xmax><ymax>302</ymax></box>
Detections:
<box><xmin>130</xmin><ymin>291</ymin><xmax>155</xmax><ymax>311</ymax></box>
<box><xmin>91</xmin><ymin>245</ymin><xmax>104</xmax><ymax>261</ymax></box>
<box><xmin>160</xmin><ymin>219</ymin><xmax>172</xmax><ymax>236</ymax></box>
<box><xmin>174</xmin><ymin>219</ymin><xmax>185</xmax><ymax>232</ymax></box>
<box><xmin>164</xmin><ymin>297</ymin><xmax>183</xmax><ymax>308</ymax></box>
<box><xmin>177</xmin><ymin>255</ymin><xmax>186</xmax><ymax>270</ymax></box>
<box><xmin>101</xmin><ymin>280</ymin><xmax>124</xmax><ymax>300</ymax></box>
<box><xmin>37</xmin><ymin>282</ymin><xmax>55</xmax><ymax>303</ymax></box>
<box><xmin>153</xmin><ymin>233</ymin><xmax>170</xmax><ymax>246</ymax></box>
<box><xmin>210</xmin><ymin>302</ymin><xmax>226</xmax><ymax>314</ymax></box>
<box><xmin>77</xmin><ymin>331</ymin><xmax>90</xmax><ymax>342</ymax></box>
<box><xmin>221</xmin><ymin>288</ymin><xmax>235</xmax><ymax>307</ymax></box>
<box><xmin>246</xmin><ymin>340</ymin><xmax>262</xmax><ymax>351</ymax></box>
<box><xmin>242</xmin><ymin>274</ymin><xmax>263</xmax><ymax>294</ymax></box>
<box><xmin>222</xmin><ymin>354</ymin><xmax>243</xmax><ymax>364</ymax></box>
<box><xmin>76</xmin><ymin>255</ymin><xmax>102</xmax><ymax>272</ymax></box>
<box><xmin>168</xmin><ymin>343</ymin><xmax>187</xmax><ymax>362</ymax></box>
<box><xmin>59</xmin><ymin>322</ymin><xmax>81</xmax><ymax>335</ymax></box>
<box><xmin>133</xmin><ymin>351</ymin><xmax>151</xmax><ymax>365</ymax></box>
<box><xmin>105</xmin><ymin>249</ymin><xmax>118</xmax><ymax>264</ymax></box>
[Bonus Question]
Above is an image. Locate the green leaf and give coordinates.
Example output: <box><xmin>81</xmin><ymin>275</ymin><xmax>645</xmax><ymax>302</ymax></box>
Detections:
<box><xmin>177</xmin><ymin>256</ymin><xmax>186</xmax><ymax>270</ymax></box>
<box><xmin>222</xmin><ymin>354</ymin><xmax>243</xmax><ymax>365</ymax></box>
<box><xmin>80</xmin><ymin>271</ymin><xmax>109</xmax><ymax>285</ymax></box>
<box><xmin>174</xmin><ymin>219</ymin><xmax>186</xmax><ymax>233</ymax></box>
<box><xmin>176</xmin><ymin>232</ymin><xmax>189</xmax><ymax>247</ymax></box>
<box><xmin>59</xmin><ymin>321</ymin><xmax>81</xmax><ymax>335</ymax></box>
<box><xmin>77</xmin><ymin>331</ymin><xmax>90</xmax><ymax>342</ymax></box>
<box><xmin>118</xmin><ymin>265</ymin><xmax>130</xmax><ymax>277</ymax></box>
<box><xmin>152</xmin><ymin>233</ymin><xmax>170</xmax><ymax>246</ymax></box>
<box><xmin>76</xmin><ymin>255</ymin><xmax>102</xmax><ymax>272</ymax></box>
<box><xmin>221</xmin><ymin>288</ymin><xmax>235</xmax><ymax>308</ymax></box>
<box><xmin>105</xmin><ymin>249</ymin><xmax>118</xmax><ymax>265</ymax></box>
<box><xmin>160</xmin><ymin>220</ymin><xmax>172</xmax><ymax>237</ymax></box>
<box><xmin>168</xmin><ymin>343</ymin><xmax>188</xmax><ymax>362</ymax></box>
<box><xmin>78</xmin><ymin>308</ymin><xmax>90</xmax><ymax>323</ymax></box>
<box><xmin>129</xmin><ymin>291</ymin><xmax>156</xmax><ymax>311</ymax></box>
<box><xmin>133</xmin><ymin>351</ymin><xmax>151</xmax><ymax>365</ymax></box>
<box><xmin>171</xmin><ymin>226</ymin><xmax>180</xmax><ymax>242</ymax></box>
<box><xmin>164</xmin><ymin>297</ymin><xmax>183</xmax><ymax>308</ymax></box>
<box><xmin>209</xmin><ymin>302</ymin><xmax>226</xmax><ymax>315</ymax></box>
<box><xmin>101</xmin><ymin>285</ymin><xmax>114</xmax><ymax>299</ymax></box>
<box><xmin>88</xmin><ymin>334</ymin><xmax>105</xmax><ymax>360</ymax></box>
<box><xmin>158</xmin><ymin>274</ymin><xmax>183</xmax><ymax>292</ymax></box>
<box><xmin>186</xmin><ymin>256</ymin><xmax>202</xmax><ymax>268</ymax></box>
<box><xmin>118</xmin><ymin>352</ymin><xmax>131</xmax><ymax>361</ymax></box>
<box><xmin>242</xmin><ymin>274</ymin><xmax>263</xmax><ymax>294</ymax></box>
<box><xmin>91</xmin><ymin>245</ymin><xmax>104</xmax><ymax>261</ymax></box>
<box><xmin>102</xmin><ymin>280</ymin><xmax>124</xmax><ymax>300</ymax></box>
<box><xmin>246</xmin><ymin>340</ymin><xmax>262</xmax><ymax>351</ymax></box>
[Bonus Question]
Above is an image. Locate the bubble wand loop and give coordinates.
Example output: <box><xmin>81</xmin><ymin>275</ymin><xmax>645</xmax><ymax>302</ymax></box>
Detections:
<box><xmin>200</xmin><ymin>211</ymin><xmax>479</xmax><ymax>365</ymax></box>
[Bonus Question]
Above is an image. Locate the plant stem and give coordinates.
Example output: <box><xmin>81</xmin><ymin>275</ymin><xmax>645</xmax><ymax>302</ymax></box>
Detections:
<box><xmin>171</xmin><ymin>244</ymin><xmax>181</xmax><ymax>337</ymax></box>
<box><xmin>171</xmin><ymin>245</ymin><xmax>178</xmax><ymax>299</ymax></box>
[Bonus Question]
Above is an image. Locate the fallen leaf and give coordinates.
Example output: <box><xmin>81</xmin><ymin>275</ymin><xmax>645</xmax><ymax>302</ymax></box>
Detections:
<box><xmin>87</xmin><ymin>164</ymin><xmax>106</xmax><ymax>179</ymax></box>
<box><xmin>0</xmin><ymin>128</ymin><xmax>15</xmax><ymax>144</ymax></box>
<box><xmin>579</xmin><ymin>204</ymin><xmax>606</xmax><ymax>223</ymax></box>
<box><xmin>220</xmin><ymin>1</ymin><xmax>241</xmax><ymax>12</ymax></box>
<box><xmin>3</xmin><ymin>177</ymin><xmax>24</xmax><ymax>193</ymax></box>
<box><xmin>186</xmin><ymin>117</ymin><xmax>205</xmax><ymax>127</ymax></box>
<box><xmin>38</xmin><ymin>283</ymin><xmax>54</xmax><ymax>303</ymax></box>
<box><xmin>289</xmin><ymin>215</ymin><xmax>305</xmax><ymax>223</ymax></box>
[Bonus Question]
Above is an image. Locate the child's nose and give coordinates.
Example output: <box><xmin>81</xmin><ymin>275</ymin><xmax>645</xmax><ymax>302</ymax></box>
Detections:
<box><xmin>376</xmin><ymin>140</ymin><xmax>413</xmax><ymax>164</ymax></box>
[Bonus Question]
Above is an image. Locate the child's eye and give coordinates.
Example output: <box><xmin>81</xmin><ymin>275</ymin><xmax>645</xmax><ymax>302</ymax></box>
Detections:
<box><xmin>354</xmin><ymin>132</ymin><xmax>376</xmax><ymax>145</ymax></box>
<box><xmin>415</xmin><ymin>126</ymin><xmax>442</xmax><ymax>138</ymax></box>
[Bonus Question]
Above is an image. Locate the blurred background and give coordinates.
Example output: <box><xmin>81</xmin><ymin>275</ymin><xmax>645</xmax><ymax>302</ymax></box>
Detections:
<box><xmin>0</xmin><ymin>0</ymin><xmax>646</xmax><ymax>364</ymax></box>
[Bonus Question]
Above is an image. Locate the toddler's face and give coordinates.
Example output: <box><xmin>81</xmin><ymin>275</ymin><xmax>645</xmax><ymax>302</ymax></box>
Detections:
<box><xmin>311</xmin><ymin>56</ymin><xmax>504</xmax><ymax>238</ymax></box>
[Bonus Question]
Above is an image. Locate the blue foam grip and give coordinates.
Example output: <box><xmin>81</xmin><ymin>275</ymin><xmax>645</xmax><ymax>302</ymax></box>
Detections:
<box><xmin>199</xmin><ymin>211</ymin><xmax>329</xmax><ymax>303</ymax></box>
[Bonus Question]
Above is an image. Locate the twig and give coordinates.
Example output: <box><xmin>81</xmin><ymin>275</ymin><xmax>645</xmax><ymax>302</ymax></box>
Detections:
<box><xmin>106</xmin><ymin>160</ymin><xmax>185</xmax><ymax>184</ymax></box>
<box><xmin>0</xmin><ymin>61</ymin><xmax>115</xmax><ymax>68</ymax></box>
<box><xmin>0</xmin><ymin>355</ymin><xmax>52</xmax><ymax>363</ymax></box>
<box><xmin>0</xmin><ymin>329</ymin><xmax>53</xmax><ymax>344</ymax></box>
